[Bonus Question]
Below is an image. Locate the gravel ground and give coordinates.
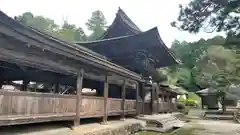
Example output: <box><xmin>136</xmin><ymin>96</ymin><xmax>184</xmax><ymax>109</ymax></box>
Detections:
<box><xmin>183</xmin><ymin>120</ymin><xmax>240</xmax><ymax>135</ymax></box>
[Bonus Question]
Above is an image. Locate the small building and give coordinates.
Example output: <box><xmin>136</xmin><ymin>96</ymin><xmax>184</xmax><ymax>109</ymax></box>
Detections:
<box><xmin>196</xmin><ymin>87</ymin><xmax>240</xmax><ymax>110</ymax></box>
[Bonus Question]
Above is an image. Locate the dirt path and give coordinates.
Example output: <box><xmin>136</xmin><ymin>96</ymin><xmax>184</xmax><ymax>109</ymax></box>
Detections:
<box><xmin>182</xmin><ymin>120</ymin><xmax>240</xmax><ymax>135</ymax></box>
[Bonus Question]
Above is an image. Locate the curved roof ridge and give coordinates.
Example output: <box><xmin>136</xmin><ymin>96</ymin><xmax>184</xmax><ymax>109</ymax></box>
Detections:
<box><xmin>99</xmin><ymin>8</ymin><xmax>142</xmax><ymax>39</ymax></box>
<box><xmin>117</xmin><ymin>7</ymin><xmax>141</xmax><ymax>32</ymax></box>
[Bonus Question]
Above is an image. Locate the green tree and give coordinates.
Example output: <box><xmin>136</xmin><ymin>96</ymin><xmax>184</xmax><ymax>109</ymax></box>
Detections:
<box><xmin>171</xmin><ymin>0</ymin><xmax>240</xmax><ymax>35</ymax></box>
<box><xmin>15</xmin><ymin>12</ymin><xmax>87</xmax><ymax>42</ymax></box>
<box><xmin>194</xmin><ymin>45</ymin><xmax>239</xmax><ymax>112</ymax></box>
<box><xmin>55</xmin><ymin>21</ymin><xmax>87</xmax><ymax>42</ymax></box>
<box><xmin>86</xmin><ymin>10</ymin><xmax>107</xmax><ymax>40</ymax></box>
<box><xmin>168</xmin><ymin>36</ymin><xmax>228</xmax><ymax>91</ymax></box>
<box><xmin>15</xmin><ymin>12</ymin><xmax>59</xmax><ymax>34</ymax></box>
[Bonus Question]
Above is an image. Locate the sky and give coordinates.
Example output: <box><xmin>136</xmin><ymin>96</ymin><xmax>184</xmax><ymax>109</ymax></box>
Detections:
<box><xmin>0</xmin><ymin>0</ymin><xmax>225</xmax><ymax>47</ymax></box>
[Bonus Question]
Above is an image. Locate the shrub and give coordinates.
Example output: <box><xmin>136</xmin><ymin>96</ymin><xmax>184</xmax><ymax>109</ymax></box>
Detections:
<box><xmin>186</xmin><ymin>99</ymin><xmax>200</xmax><ymax>108</ymax></box>
<box><xmin>177</xmin><ymin>102</ymin><xmax>185</xmax><ymax>110</ymax></box>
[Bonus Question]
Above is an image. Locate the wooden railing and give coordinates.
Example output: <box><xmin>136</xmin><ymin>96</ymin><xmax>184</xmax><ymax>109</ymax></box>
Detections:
<box><xmin>108</xmin><ymin>98</ymin><xmax>122</xmax><ymax>114</ymax></box>
<box><xmin>0</xmin><ymin>91</ymin><xmax>76</xmax><ymax>116</ymax></box>
<box><xmin>81</xmin><ymin>96</ymin><xmax>104</xmax><ymax>117</ymax></box>
<box><xmin>0</xmin><ymin>90</ymin><xmax>177</xmax><ymax>126</ymax></box>
<box><xmin>125</xmin><ymin>99</ymin><xmax>136</xmax><ymax>112</ymax></box>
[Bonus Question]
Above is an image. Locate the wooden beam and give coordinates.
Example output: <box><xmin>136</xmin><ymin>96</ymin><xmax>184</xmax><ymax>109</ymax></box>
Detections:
<box><xmin>102</xmin><ymin>75</ymin><xmax>109</xmax><ymax>124</ymax></box>
<box><xmin>121</xmin><ymin>80</ymin><xmax>126</xmax><ymax>120</ymax></box>
<box><xmin>74</xmin><ymin>69</ymin><xmax>84</xmax><ymax>126</ymax></box>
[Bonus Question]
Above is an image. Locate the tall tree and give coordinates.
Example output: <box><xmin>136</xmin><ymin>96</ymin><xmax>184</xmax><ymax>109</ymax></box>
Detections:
<box><xmin>86</xmin><ymin>10</ymin><xmax>107</xmax><ymax>40</ymax></box>
<box><xmin>171</xmin><ymin>0</ymin><xmax>240</xmax><ymax>35</ymax></box>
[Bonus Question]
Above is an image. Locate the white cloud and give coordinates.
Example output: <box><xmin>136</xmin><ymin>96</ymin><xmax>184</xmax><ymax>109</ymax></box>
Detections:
<box><xmin>0</xmin><ymin>0</ymin><xmax>225</xmax><ymax>47</ymax></box>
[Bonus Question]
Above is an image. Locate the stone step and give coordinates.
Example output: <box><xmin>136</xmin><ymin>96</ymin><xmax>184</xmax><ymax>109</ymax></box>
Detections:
<box><xmin>156</xmin><ymin>117</ymin><xmax>179</xmax><ymax>124</ymax></box>
<box><xmin>163</xmin><ymin>119</ymin><xmax>184</xmax><ymax>129</ymax></box>
<box><xmin>143</xmin><ymin>120</ymin><xmax>185</xmax><ymax>133</ymax></box>
<box><xmin>159</xmin><ymin>116</ymin><xmax>177</xmax><ymax>123</ymax></box>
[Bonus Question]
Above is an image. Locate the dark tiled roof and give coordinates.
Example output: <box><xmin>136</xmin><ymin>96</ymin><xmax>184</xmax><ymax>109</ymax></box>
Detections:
<box><xmin>100</xmin><ymin>7</ymin><xmax>142</xmax><ymax>39</ymax></box>
<box><xmin>77</xmin><ymin>27</ymin><xmax>178</xmax><ymax>68</ymax></box>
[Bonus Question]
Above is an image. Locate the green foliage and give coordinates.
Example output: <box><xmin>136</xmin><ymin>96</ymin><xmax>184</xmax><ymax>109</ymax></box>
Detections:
<box><xmin>55</xmin><ymin>21</ymin><xmax>87</xmax><ymax>42</ymax></box>
<box><xmin>195</xmin><ymin>45</ymin><xmax>239</xmax><ymax>90</ymax></box>
<box><xmin>168</xmin><ymin>35</ymin><xmax>240</xmax><ymax>93</ymax></box>
<box><xmin>177</xmin><ymin>95</ymin><xmax>186</xmax><ymax>103</ymax></box>
<box><xmin>188</xmin><ymin>92</ymin><xmax>201</xmax><ymax>102</ymax></box>
<box><xmin>172</xmin><ymin>0</ymin><xmax>240</xmax><ymax>35</ymax></box>
<box><xmin>15</xmin><ymin>11</ymin><xmax>107</xmax><ymax>42</ymax></box>
<box><xmin>177</xmin><ymin>102</ymin><xmax>185</xmax><ymax>110</ymax></box>
<box><xmin>15</xmin><ymin>12</ymin><xmax>58</xmax><ymax>33</ymax></box>
<box><xmin>86</xmin><ymin>10</ymin><xmax>107</xmax><ymax>40</ymax></box>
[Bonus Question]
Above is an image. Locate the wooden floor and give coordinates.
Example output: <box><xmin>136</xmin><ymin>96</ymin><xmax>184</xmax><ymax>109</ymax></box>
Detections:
<box><xmin>0</xmin><ymin>113</ymin><xmax>75</xmax><ymax>126</ymax></box>
<box><xmin>0</xmin><ymin>110</ymin><xmax>138</xmax><ymax>126</ymax></box>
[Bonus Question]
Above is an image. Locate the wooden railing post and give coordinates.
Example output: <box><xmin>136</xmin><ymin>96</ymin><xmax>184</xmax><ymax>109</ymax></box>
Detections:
<box><xmin>102</xmin><ymin>75</ymin><xmax>109</xmax><ymax>124</ymax></box>
<box><xmin>136</xmin><ymin>82</ymin><xmax>140</xmax><ymax>116</ymax></box>
<box><xmin>121</xmin><ymin>80</ymin><xmax>126</xmax><ymax>120</ymax></box>
<box><xmin>74</xmin><ymin>69</ymin><xmax>84</xmax><ymax>127</ymax></box>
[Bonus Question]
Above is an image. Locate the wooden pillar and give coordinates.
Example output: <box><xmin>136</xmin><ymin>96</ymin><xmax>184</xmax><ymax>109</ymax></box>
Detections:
<box><xmin>22</xmin><ymin>78</ymin><xmax>29</xmax><ymax>91</ymax></box>
<box><xmin>74</xmin><ymin>69</ymin><xmax>84</xmax><ymax>127</ymax></box>
<box><xmin>136</xmin><ymin>82</ymin><xmax>140</xmax><ymax>115</ymax></box>
<box><xmin>167</xmin><ymin>92</ymin><xmax>171</xmax><ymax>113</ymax></box>
<box><xmin>121</xmin><ymin>80</ymin><xmax>126</xmax><ymax>120</ymax></box>
<box><xmin>201</xmin><ymin>97</ymin><xmax>204</xmax><ymax>109</ymax></box>
<box><xmin>156</xmin><ymin>83</ymin><xmax>160</xmax><ymax>113</ymax></box>
<box><xmin>54</xmin><ymin>77</ymin><xmax>60</xmax><ymax>94</ymax></box>
<box><xmin>102</xmin><ymin>75</ymin><xmax>109</xmax><ymax>124</ymax></box>
<box><xmin>141</xmin><ymin>83</ymin><xmax>145</xmax><ymax>115</ymax></box>
<box><xmin>54</xmin><ymin>83</ymin><xmax>59</xmax><ymax>93</ymax></box>
<box><xmin>151</xmin><ymin>85</ymin><xmax>154</xmax><ymax>114</ymax></box>
<box><xmin>162</xmin><ymin>91</ymin><xmax>165</xmax><ymax>102</ymax></box>
<box><xmin>163</xmin><ymin>91</ymin><xmax>166</xmax><ymax>113</ymax></box>
<box><xmin>0</xmin><ymin>79</ymin><xmax>3</xmax><ymax>89</ymax></box>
